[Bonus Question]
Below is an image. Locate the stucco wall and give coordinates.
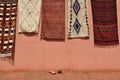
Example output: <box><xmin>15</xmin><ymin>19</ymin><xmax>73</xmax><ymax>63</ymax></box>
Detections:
<box><xmin>0</xmin><ymin>0</ymin><xmax>120</xmax><ymax>71</ymax></box>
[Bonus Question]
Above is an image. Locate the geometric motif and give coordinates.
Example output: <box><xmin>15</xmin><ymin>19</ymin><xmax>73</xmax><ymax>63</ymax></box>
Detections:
<box><xmin>73</xmin><ymin>0</ymin><xmax>80</xmax><ymax>16</ymax></box>
<box><xmin>0</xmin><ymin>0</ymin><xmax>17</xmax><ymax>57</ymax></box>
<box><xmin>18</xmin><ymin>0</ymin><xmax>41</xmax><ymax>33</ymax></box>
<box><xmin>68</xmin><ymin>0</ymin><xmax>89</xmax><ymax>38</ymax></box>
<box><xmin>73</xmin><ymin>18</ymin><xmax>81</xmax><ymax>34</ymax></box>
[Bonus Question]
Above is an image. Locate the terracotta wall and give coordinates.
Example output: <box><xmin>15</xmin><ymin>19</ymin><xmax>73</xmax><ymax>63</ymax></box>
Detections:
<box><xmin>0</xmin><ymin>0</ymin><xmax>120</xmax><ymax>71</ymax></box>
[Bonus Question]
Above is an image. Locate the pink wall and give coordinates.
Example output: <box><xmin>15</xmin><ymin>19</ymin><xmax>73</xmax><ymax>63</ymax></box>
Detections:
<box><xmin>0</xmin><ymin>1</ymin><xmax>120</xmax><ymax>71</ymax></box>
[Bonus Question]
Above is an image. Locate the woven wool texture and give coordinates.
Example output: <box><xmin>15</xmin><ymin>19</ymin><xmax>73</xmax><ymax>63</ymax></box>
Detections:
<box><xmin>18</xmin><ymin>0</ymin><xmax>41</xmax><ymax>33</ymax></box>
<box><xmin>0</xmin><ymin>0</ymin><xmax>17</xmax><ymax>57</ymax></box>
<box><xmin>41</xmin><ymin>0</ymin><xmax>65</xmax><ymax>40</ymax></box>
<box><xmin>91</xmin><ymin>0</ymin><xmax>119</xmax><ymax>46</ymax></box>
<box><xmin>68</xmin><ymin>0</ymin><xmax>89</xmax><ymax>38</ymax></box>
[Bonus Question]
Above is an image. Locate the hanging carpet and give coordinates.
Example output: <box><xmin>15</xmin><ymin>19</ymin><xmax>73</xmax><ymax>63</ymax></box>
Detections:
<box><xmin>0</xmin><ymin>0</ymin><xmax>17</xmax><ymax>58</ymax></box>
<box><xmin>68</xmin><ymin>0</ymin><xmax>89</xmax><ymax>38</ymax></box>
<box><xmin>91</xmin><ymin>0</ymin><xmax>119</xmax><ymax>46</ymax></box>
<box><xmin>41</xmin><ymin>0</ymin><xmax>65</xmax><ymax>40</ymax></box>
<box><xmin>18</xmin><ymin>0</ymin><xmax>41</xmax><ymax>33</ymax></box>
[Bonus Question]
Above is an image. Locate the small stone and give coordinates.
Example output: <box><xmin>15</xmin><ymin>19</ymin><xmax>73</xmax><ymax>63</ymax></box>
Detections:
<box><xmin>58</xmin><ymin>70</ymin><xmax>62</xmax><ymax>74</ymax></box>
<box><xmin>48</xmin><ymin>70</ymin><xmax>57</xmax><ymax>75</ymax></box>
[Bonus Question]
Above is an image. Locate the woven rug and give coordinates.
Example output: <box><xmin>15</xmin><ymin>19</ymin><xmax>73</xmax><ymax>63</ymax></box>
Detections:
<box><xmin>68</xmin><ymin>0</ymin><xmax>89</xmax><ymax>38</ymax></box>
<box><xmin>91</xmin><ymin>0</ymin><xmax>119</xmax><ymax>46</ymax></box>
<box><xmin>18</xmin><ymin>0</ymin><xmax>41</xmax><ymax>33</ymax></box>
<box><xmin>41</xmin><ymin>0</ymin><xmax>65</xmax><ymax>40</ymax></box>
<box><xmin>0</xmin><ymin>0</ymin><xmax>17</xmax><ymax>58</ymax></box>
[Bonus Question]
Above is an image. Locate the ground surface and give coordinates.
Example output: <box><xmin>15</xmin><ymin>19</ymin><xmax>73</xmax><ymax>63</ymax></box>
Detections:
<box><xmin>0</xmin><ymin>71</ymin><xmax>120</xmax><ymax>80</ymax></box>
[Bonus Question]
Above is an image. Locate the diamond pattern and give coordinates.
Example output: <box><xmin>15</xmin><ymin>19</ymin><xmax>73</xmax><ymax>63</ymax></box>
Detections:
<box><xmin>73</xmin><ymin>18</ymin><xmax>81</xmax><ymax>34</ymax></box>
<box><xmin>73</xmin><ymin>0</ymin><xmax>80</xmax><ymax>16</ymax></box>
<box><xmin>18</xmin><ymin>0</ymin><xmax>41</xmax><ymax>32</ymax></box>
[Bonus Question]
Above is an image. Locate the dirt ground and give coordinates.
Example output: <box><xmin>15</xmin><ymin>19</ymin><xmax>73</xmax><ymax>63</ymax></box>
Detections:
<box><xmin>0</xmin><ymin>70</ymin><xmax>120</xmax><ymax>80</ymax></box>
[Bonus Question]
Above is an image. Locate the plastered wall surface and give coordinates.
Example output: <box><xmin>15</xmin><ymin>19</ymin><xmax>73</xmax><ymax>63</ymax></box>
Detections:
<box><xmin>0</xmin><ymin>0</ymin><xmax>120</xmax><ymax>71</ymax></box>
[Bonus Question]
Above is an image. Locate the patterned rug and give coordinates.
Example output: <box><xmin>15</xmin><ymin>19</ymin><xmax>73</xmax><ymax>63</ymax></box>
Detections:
<box><xmin>41</xmin><ymin>0</ymin><xmax>65</xmax><ymax>40</ymax></box>
<box><xmin>0</xmin><ymin>0</ymin><xmax>17</xmax><ymax>58</ymax></box>
<box><xmin>18</xmin><ymin>0</ymin><xmax>41</xmax><ymax>33</ymax></box>
<box><xmin>91</xmin><ymin>0</ymin><xmax>119</xmax><ymax>46</ymax></box>
<box><xmin>68</xmin><ymin>0</ymin><xmax>89</xmax><ymax>38</ymax></box>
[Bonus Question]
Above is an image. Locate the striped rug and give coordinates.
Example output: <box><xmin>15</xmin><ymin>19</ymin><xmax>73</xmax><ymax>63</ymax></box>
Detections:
<box><xmin>41</xmin><ymin>0</ymin><xmax>65</xmax><ymax>40</ymax></box>
<box><xmin>91</xmin><ymin>0</ymin><xmax>119</xmax><ymax>46</ymax></box>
